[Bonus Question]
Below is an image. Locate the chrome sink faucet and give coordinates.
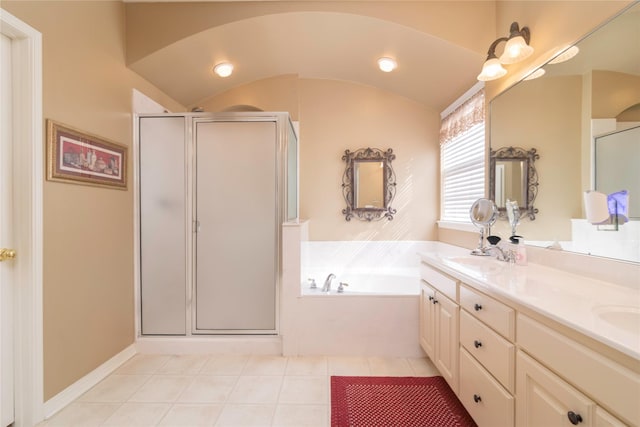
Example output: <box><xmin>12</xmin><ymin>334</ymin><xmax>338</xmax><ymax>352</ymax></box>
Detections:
<box><xmin>322</xmin><ymin>273</ymin><xmax>336</xmax><ymax>292</ymax></box>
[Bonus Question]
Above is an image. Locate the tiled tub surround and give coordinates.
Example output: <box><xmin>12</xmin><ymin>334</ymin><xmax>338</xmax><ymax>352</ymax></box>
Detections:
<box><xmin>281</xmin><ymin>234</ymin><xmax>439</xmax><ymax>358</ymax></box>
<box><xmin>418</xmin><ymin>243</ymin><xmax>640</xmax><ymax>426</ymax></box>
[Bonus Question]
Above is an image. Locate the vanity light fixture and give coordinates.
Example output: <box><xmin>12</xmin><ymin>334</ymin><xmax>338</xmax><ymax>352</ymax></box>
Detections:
<box><xmin>377</xmin><ymin>57</ymin><xmax>397</xmax><ymax>73</ymax></box>
<box><xmin>213</xmin><ymin>62</ymin><xmax>234</xmax><ymax>78</ymax></box>
<box><xmin>477</xmin><ymin>21</ymin><xmax>533</xmax><ymax>81</ymax></box>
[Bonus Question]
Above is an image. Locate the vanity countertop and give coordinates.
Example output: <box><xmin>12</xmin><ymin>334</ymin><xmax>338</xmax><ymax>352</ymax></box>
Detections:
<box><xmin>418</xmin><ymin>243</ymin><xmax>640</xmax><ymax>361</ymax></box>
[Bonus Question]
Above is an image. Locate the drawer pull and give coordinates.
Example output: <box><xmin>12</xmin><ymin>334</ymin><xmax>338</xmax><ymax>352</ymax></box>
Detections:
<box><xmin>567</xmin><ymin>411</ymin><xmax>583</xmax><ymax>425</ymax></box>
<box><xmin>473</xmin><ymin>340</ymin><xmax>482</xmax><ymax>348</ymax></box>
<box><xmin>474</xmin><ymin>303</ymin><xmax>483</xmax><ymax>311</ymax></box>
<box><xmin>473</xmin><ymin>394</ymin><xmax>482</xmax><ymax>403</ymax></box>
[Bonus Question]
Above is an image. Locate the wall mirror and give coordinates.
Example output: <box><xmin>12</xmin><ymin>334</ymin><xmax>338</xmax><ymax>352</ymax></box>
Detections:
<box><xmin>489</xmin><ymin>146</ymin><xmax>539</xmax><ymax>220</ymax></box>
<box><xmin>489</xmin><ymin>3</ymin><xmax>640</xmax><ymax>263</ymax></box>
<box><xmin>342</xmin><ymin>147</ymin><xmax>396</xmax><ymax>221</ymax></box>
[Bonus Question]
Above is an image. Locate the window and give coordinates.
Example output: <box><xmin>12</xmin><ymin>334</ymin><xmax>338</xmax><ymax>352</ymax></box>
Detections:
<box><xmin>440</xmin><ymin>87</ymin><xmax>485</xmax><ymax>223</ymax></box>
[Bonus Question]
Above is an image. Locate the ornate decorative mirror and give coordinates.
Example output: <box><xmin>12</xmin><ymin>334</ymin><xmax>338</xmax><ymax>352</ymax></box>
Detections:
<box><xmin>342</xmin><ymin>147</ymin><xmax>396</xmax><ymax>221</ymax></box>
<box><xmin>489</xmin><ymin>146</ymin><xmax>539</xmax><ymax>220</ymax></box>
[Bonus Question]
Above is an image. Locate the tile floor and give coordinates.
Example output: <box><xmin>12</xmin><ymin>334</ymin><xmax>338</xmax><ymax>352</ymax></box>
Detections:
<box><xmin>39</xmin><ymin>354</ymin><xmax>439</xmax><ymax>427</ymax></box>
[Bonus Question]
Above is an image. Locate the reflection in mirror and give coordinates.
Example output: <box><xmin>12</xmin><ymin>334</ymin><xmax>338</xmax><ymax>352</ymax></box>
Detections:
<box><xmin>489</xmin><ymin>3</ymin><xmax>640</xmax><ymax>263</ymax></box>
<box><xmin>489</xmin><ymin>146</ymin><xmax>539</xmax><ymax>220</ymax></box>
<box><xmin>342</xmin><ymin>148</ymin><xmax>396</xmax><ymax>221</ymax></box>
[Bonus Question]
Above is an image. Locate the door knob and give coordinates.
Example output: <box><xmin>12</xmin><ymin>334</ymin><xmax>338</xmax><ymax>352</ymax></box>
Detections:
<box><xmin>0</xmin><ymin>248</ymin><xmax>16</xmax><ymax>262</ymax></box>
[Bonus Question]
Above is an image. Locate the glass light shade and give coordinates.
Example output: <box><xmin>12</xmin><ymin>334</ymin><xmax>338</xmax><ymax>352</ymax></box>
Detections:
<box><xmin>499</xmin><ymin>36</ymin><xmax>534</xmax><ymax>64</ymax></box>
<box><xmin>477</xmin><ymin>58</ymin><xmax>507</xmax><ymax>81</ymax></box>
<box><xmin>524</xmin><ymin>68</ymin><xmax>546</xmax><ymax>81</ymax></box>
<box><xmin>213</xmin><ymin>62</ymin><xmax>234</xmax><ymax>77</ymax></box>
<box><xmin>549</xmin><ymin>46</ymin><xmax>580</xmax><ymax>64</ymax></box>
<box><xmin>377</xmin><ymin>57</ymin><xmax>397</xmax><ymax>72</ymax></box>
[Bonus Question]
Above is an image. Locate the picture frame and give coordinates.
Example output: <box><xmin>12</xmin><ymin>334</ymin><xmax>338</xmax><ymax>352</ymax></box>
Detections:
<box><xmin>47</xmin><ymin>119</ymin><xmax>128</xmax><ymax>190</ymax></box>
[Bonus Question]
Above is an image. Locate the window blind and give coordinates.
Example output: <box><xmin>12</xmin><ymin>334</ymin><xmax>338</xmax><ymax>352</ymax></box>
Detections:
<box><xmin>441</xmin><ymin>122</ymin><xmax>485</xmax><ymax>222</ymax></box>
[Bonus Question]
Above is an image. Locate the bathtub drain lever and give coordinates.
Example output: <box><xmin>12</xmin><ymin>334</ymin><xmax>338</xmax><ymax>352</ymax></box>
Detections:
<box><xmin>337</xmin><ymin>282</ymin><xmax>349</xmax><ymax>293</ymax></box>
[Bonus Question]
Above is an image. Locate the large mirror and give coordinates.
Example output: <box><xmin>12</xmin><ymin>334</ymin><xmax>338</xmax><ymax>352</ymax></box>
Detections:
<box><xmin>489</xmin><ymin>3</ymin><xmax>640</xmax><ymax>263</ymax></box>
<box><xmin>342</xmin><ymin>147</ymin><xmax>397</xmax><ymax>221</ymax></box>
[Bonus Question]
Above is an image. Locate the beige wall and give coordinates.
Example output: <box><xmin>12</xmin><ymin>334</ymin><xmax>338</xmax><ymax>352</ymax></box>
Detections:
<box><xmin>200</xmin><ymin>77</ymin><xmax>440</xmax><ymax>241</ymax></box>
<box><xmin>2</xmin><ymin>1</ymin><xmax>184</xmax><ymax>400</ymax></box>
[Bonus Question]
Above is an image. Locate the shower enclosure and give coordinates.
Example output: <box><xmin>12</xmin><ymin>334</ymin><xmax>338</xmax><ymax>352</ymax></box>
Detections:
<box><xmin>137</xmin><ymin>112</ymin><xmax>298</xmax><ymax>335</ymax></box>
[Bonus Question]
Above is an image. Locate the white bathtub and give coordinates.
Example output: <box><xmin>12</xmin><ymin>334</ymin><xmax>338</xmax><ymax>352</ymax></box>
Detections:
<box><xmin>281</xmin><ymin>240</ymin><xmax>438</xmax><ymax>357</ymax></box>
<box><xmin>301</xmin><ymin>273</ymin><xmax>420</xmax><ymax>296</ymax></box>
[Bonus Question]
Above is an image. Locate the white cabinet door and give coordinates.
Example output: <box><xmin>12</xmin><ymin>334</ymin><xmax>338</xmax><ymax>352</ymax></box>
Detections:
<box><xmin>419</xmin><ymin>284</ymin><xmax>436</xmax><ymax>360</ymax></box>
<box><xmin>434</xmin><ymin>291</ymin><xmax>459</xmax><ymax>394</ymax></box>
<box><xmin>516</xmin><ymin>350</ymin><xmax>595</xmax><ymax>427</ymax></box>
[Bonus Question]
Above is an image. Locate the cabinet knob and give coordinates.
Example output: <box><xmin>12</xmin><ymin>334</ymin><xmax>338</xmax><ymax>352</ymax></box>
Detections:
<box><xmin>474</xmin><ymin>340</ymin><xmax>482</xmax><ymax>348</ymax></box>
<box><xmin>432</xmin><ymin>299</ymin><xmax>438</xmax><ymax>305</ymax></box>
<box><xmin>474</xmin><ymin>303</ymin><xmax>483</xmax><ymax>311</ymax></box>
<box><xmin>567</xmin><ymin>411</ymin><xmax>583</xmax><ymax>425</ymax></box>
<box><xmin>428</xmin><ymin>295</ymin><xmax>433</xmax><ymax>301</ymax></box>
<box><xmin>473</xmin><ymin>394</ymin><xmax>482</xmax><ymax>403</ymax></box>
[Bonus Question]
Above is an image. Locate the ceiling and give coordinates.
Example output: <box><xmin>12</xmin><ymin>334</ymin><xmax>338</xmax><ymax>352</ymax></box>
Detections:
<box><xmin>127</xmin><ymin>9</ymin><xmax>488</xmax><ymax>111</ymax></box>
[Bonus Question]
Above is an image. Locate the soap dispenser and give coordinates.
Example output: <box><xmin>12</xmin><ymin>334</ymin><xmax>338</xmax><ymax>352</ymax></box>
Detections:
<box><xmin>510</xmin><ymin>236</ymin><xmax>527</xmax><ymax>265</ymax></box>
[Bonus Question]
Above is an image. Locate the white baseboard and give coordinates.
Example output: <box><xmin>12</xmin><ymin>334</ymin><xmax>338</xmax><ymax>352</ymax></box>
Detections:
<box><xmin>43</xmin><ymin>344</ymin><xmax>136</xmax><ymax>419</ymax></box>
<box><xmin>135</xmin><ymin>335</ymin><xmax>282</xmax><ymax>355</ymax></box>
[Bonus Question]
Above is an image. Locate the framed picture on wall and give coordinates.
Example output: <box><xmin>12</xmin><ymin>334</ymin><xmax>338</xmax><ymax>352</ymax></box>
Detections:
<box><xmin>46</xmin><ymin>119</ymin><xmax>127</xmax><ymax>190</ymax></box>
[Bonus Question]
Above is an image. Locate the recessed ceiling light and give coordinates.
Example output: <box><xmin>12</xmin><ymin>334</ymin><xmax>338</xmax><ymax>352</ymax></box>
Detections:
<box><xmin>213</xmin><ymin>62</ymin><xmax>234</xmax><ymax>78</ymax></box>
<box><xmin>377</xmin><ymin>57</ymin><xmax>397</xmax><ymax>73</ymax></box>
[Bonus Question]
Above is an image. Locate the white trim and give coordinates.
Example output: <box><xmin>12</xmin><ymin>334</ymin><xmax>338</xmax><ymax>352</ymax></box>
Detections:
<box><xmin>440</xmin><ymin>81</ymin><xmax>484</xmax><ymax>119</ymax></box>
<box><xmin>43</xmin><ymin>345</ymin><xmax>136</xmax><ymax>419</ymax></box>
<box><xmin>437</xmin><ymin>220</ymin><xmax>477</xmax><ymax>233</ymax></box>
<box><xmin>0</xmin><ymin>9</ymin><xmax>44</xmax><ymax>427</ymax></box>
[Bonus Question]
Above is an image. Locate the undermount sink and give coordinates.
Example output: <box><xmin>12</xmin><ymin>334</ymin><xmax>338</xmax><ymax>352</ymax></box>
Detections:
<box><xmin>594</xmin><ymin>305</ymin><xmax>640</xmax><ymax>335</ymax></box>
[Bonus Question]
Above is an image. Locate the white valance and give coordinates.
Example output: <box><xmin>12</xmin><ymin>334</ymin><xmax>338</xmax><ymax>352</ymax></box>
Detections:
<box><xmin>439</xmin><ymin>89</ymin><xmax>485</xmax><ymax>145</ymax></box>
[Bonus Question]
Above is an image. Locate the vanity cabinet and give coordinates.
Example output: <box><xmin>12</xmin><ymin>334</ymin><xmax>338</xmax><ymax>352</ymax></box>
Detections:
<box><xmin>458</xmin><ymin>284</ymin><xmax>515</xmax><ymax>427</ymax></box>
<box><xmin>420</xmin><ymin>264</ymin><xmax>459</xmax><ymax>394</ymax></box>
<box><xmin>417</xmin><ymin>258</ymin><xmax>638</xmax><ymax>427</ymax></box>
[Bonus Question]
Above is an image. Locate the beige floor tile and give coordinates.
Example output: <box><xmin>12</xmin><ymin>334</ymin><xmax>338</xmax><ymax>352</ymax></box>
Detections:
<box><xmin>285</xmin><ymin>356</ymin><xmax>327</xmax><ymax>376</ymax></box>
<box><xmin>45</xmin><ymin>402</ymin><xmax>120</xmax><ymax>426</ymax></box>
<box><xmin>157</xmin><ymin>354</ymin><xmax>211</xmax><ymax>374</ymax></box>
<box><xmin>242</xmin><ymin>355</ymin><xmax>288</xmax><ymax>375</ymax></box>
<box><xmin>278</xmin><ymin>376</ymin><xmax>327</xmax><ymax>404</ymax></box>
<box><xmin>178</xmin><ymin>375</ymin><xmax>238</xmax><ymax>403</ymax></box>
<box><xmin>407</xmin><ymin>356</ymin><xmax>440</xmax><ymax>376</ymax></box>
<box><xmin>115</xmin><ymin>354</ymin><xmax>171</xmax><ymax>374</ymax></box>
<box><xmin>128</xmin><ymin>375</ymin><xmax>194</xmax><ymax>403</ymax></box>
<box><xmin>158</xmin><ymin>403</ymin><xmax>223</xmax><ymax>426</ymax></box>
<box><xmin>214</xmin><ymin>404</ymin><xmax>275</xmax><ymax>427</ymax></box>
<box><xmin>78</xmin><ymin>374</ymin><xmax>150</xmax><ymax>402</ymax></box>
<box><xmin>200</xmin><ymin>355</ymin><xmax>249</xmax><ymax>375</ymax></box>
<box><xmin>272</xmin><ymin>404</ymin><xmax>329</xmax><ymax>427</ymax></box>
<box><xmin>327</xmin><ymin>356</ymin><xmax>370</xmax><ymax>376</ymax></box>
<box><xmin>227</xmin><ymin>376</ymin><xmax>283</xmax><ymax>404</ymax></box>
<box><xmin>368</xmin><ymin>357</ymin><xmax>414</xmax><ymax>376</ymax></box>
<box><xmin>102</xmin><ymin>402</ymin><xmax>170</xmax><ymax>426</ymax></box>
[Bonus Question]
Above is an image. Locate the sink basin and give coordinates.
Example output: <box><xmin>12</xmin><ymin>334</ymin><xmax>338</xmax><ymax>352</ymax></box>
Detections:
<box><xmin>594</xmin><ymin>305</ymin><xmax>640</xmax><ymax>335</ymax></box>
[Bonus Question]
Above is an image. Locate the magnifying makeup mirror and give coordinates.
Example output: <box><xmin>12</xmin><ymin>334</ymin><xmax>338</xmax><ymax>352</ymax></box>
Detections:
<box><xmin>470</xmin><ymin>198</ymin><xmax>498</xmax><ymax>256</ymax></box>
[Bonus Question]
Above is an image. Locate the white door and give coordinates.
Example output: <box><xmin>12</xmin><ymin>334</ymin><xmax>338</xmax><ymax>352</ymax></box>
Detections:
<box><xmin>0</xmin><ymin>32</ymin><xmax>16</xmax><ymax>427</ymax></box>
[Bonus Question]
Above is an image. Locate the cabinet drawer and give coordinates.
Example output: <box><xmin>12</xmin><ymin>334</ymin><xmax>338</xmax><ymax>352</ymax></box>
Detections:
<box><xmin>518</xmin><ymin>314</ymin><xmax>640</xmax><ymax>426</ymax></box>
<box><xmin>460</xmin><ymin>283</ymin><xmax>514</xmax><ymax>340</ymax></box>
<box><xmin>420</xmin><ymin>262</ymin><xmax>457</xmax><ymax>301</ymax></box>
<box><xmin>460</xmin><ymin>347</ymin><xmax>514</xmax><ymax>427</ymax></box>
<box><xmin>460</xmin><ymin>310</ymin><xmax>515</xmax><ymax>393</ymax></box>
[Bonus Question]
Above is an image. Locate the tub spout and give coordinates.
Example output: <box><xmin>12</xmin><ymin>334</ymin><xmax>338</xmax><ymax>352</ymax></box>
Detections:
<box><xmin>322</xmin><ymin>273</ymin><xmax>336</xmax><ymax>292</ymax></box>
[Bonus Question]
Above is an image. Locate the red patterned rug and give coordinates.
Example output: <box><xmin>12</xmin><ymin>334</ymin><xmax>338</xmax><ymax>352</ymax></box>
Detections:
<box><xmin>331</xmin><ymin>376</ymin><xmax>477</xmax><ymax>427</ymax></box>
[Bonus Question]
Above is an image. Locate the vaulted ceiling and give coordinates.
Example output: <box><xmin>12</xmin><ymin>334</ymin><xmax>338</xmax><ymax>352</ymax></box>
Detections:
<box><xmin>125</xmin><ymin>2</ymin><xmax>498</xmax><ymax>111</ymax></box>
